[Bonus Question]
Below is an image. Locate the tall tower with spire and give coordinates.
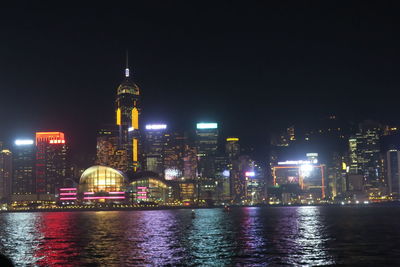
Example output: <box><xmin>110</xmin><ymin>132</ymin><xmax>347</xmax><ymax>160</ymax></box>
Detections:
<box><xmin>116</xmin><ymin>52</ymin><xmax>141</xmax><ymax>171</ymax></box>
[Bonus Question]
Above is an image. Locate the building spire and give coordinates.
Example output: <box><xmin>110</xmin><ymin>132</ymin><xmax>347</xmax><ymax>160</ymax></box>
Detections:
<box><xmin>125</xmin><ymin>50</ymin><xmax>130</xmax><ymax>78</ymax></box>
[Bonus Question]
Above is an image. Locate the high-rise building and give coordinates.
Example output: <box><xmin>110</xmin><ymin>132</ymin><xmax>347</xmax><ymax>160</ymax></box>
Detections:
<box><xmin>96</xmin><ymin>127</ymin><xmax>119</xmax><ymax>166</ymax></box>
<box><xmin>95</xmin><ymin>127</ymin><xmax>131</xmax><ymax>173</ymax></box>
<box><xmin>348</xmin><ymin>122</ymin><xmax>382</xmax><ymax>188</ymax></box>
<box><xmin>143</xmin><ymin>124</ymin><xmax>168</xmax><ymax>176</ymax></box>
<box><xmin>195</xmin><ymin>122</ymin><xmax>219</xmax><ymax>203</ymax></box>
<box><xmin>195</xmin><ymin>122</ymin><xmax>218</xmax><ymax>178</ymax></box>
<box><xmin>183</xmin><ymin>144</ymin><xmax>197</xmax><ymax>180</ymax></box>
<box><xmin>115</xmin><ymin>58</ymin><xmax>140</xmax><ymax>171</ymax></box>
<box><xmin>230</xmin><ymin>155</ymin><xmax>253</xmax><ymax>204</ymax></box>
<box><xmin>196</xmin><ymin>123</ymin><xmax>218</xmax><ymax>156</ymax></box>
<box><xmin>35</xmin><ymin>132</ymin><xmax>67</xmax><ymax>197</ymax></box>
<box><xmin>12</xmin><ymin>139</ymin><xmax>35</xmax><ymax>195</ymax></box>
<box><xmin>164</xmin><ymin>131</ymin><xmax>185</xmax><ymax>180</ymax></box>
<box><xmin>225</xmin><ymin>137</ymin><xmax>240</xmax><ymax>159</ymax></box>
<box><xmin>0</xmin><ymin>149</ymin><xmax>12</xmax><ymax>202</ymax></box>
<box><xmin>387</xmin><ymin>149</ymin><xmax>400</xmax><ymax>197</ymax></box>
<box><xmin>214</xmin><ymin>155</ymin><xmax>229</xmax><ymax>203</ymax></box>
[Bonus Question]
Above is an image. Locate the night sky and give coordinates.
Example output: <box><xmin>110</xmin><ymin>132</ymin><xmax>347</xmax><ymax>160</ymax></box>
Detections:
<box><xmin>1</xmin><ymin>2</ymin><xmax>400</xmax><ymax>158</ymax></box>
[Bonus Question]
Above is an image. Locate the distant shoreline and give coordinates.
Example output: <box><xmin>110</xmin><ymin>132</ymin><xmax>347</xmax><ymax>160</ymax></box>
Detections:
<box><xmin>1</xmin><ymin>202</ymin><xmax>399</xmax><ymax>213</ymax></box>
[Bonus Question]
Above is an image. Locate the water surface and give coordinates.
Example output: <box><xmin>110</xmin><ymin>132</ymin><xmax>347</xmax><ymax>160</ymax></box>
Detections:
<box><xmin>1</xmin><ymin>206</ymin><xmax>399</xmax><ymax>266</ymax></box>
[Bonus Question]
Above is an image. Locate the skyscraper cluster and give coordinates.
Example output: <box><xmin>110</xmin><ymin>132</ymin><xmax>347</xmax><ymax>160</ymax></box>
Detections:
<box><xmin>0</xmin><ymin>133</ymin><xmax>68</xmax><ymax>206</ymax></box>
<box><xmin>90</xmin><ymin>62</ymin><xmax>266</xmax><ymax>205</ymax></box>
<box><xmin>269</xmin><ymin>117</ymin><xmax>400</xmax><ymax>204</ymax></box>
<box><xmin>1</xmin><ymin>62</ymin><xmax>400</xmax><ymax>208</ymax></box>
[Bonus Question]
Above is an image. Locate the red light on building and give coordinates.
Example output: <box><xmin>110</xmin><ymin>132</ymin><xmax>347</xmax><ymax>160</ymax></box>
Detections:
<box><xmin>36</xmin><ymin>131</ymin><xmax>67</xmax><ymax>195</ymax></box>
<box><xmin>36</xmin><ymin>132</ymin><xmax>66</xmax><ymax>145</ymax></box>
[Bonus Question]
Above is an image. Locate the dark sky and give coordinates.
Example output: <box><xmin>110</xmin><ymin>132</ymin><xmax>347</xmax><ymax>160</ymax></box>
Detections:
<box><xmin>1</xmin><ymin>2</ymin><xmax>400</xmax><ymax>156</ymax></box>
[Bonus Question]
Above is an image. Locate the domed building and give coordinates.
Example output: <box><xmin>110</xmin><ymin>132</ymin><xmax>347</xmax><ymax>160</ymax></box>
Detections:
<box><xmin>79</xmin><ymin>165</ymin><xmax>127</xmax><ymax>203</ymax></box>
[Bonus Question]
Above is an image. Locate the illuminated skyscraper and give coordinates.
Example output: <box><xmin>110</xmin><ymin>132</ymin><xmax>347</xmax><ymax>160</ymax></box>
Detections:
<box><xmin>196</xmin><ymin>123</ymin><xmax>218</xmax><ymax>156</ymax></box>
<box><xmin>230</xmin><ymin>155</ymin><xmax>253</xmax><ymax>204</ymax></box>
<box><xmin>0</xmin><ymin>149</ymin><xmax>12</xmax><ymax>202</ymax></box>
<box><xmin>95</xmin><ymin>127</ymin><xmax>132</xmax><ymax>173</ymax></box>
<box><xmin>35</xmin><ymin>132</ymin><xmax>67</xmax><ymax>197</ymax></box>
<box><xmin>115</xmin><ymin>57</ymin><xmax>140</xmax><ymax>171</ymax></box>
<box><xmin>96</xmin><ymin>128</ymin><xmax>116</xmax><ymax>165</ymax></box>
<box><xmin>226</xmin><ymin>137</ymin><xmax>240</xmax><ymax>159</ymax></box>
<box><xmin>164</xmin><ymin>131</ymin><xmax>185</xmax><ymax>180</ymax></box>
<box><xmin>143</xmin><ymin>124</ymin><xmax>168</xmax><ymax>176</ymax></box>
<box><xmin>195</xmin><ymin>122</ymin><xmax>219</xmax><ymax>203</ymax></box>
<box><xmin>348</xmin><ymin>121</ymin><xmax>382</xmax><ymax>189</ymax></box>
<box><xmin>195</xmin><ymin>122</ymin><xmax>218</xmax><ymax>178</ymax></box>
<box><xmin>183</xmin><ymin>144</ymin><xmax>197</xmax><ymax>180</ymax></box>
<box><xmin>12</xmin><ymin>139</ymin><xmax>35</xmax><ymax>195</ymax></box>
<box><xmin>387</xmin><ymin>149</ymin><xmax>400</xmax><ymax>196</ymax></box>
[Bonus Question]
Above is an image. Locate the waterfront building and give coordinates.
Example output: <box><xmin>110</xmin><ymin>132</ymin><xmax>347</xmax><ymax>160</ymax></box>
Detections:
<box><xmin>196</xmin><ymin>122</ymin><xmax>218</xmax><ymax>202</ymax></box>
<box><xmin>348</xmin><ymin>121</ymin><xmax>383</xmax><ymax>190</ymax></box>
<box><xmin>214</xmin><ymin>155</ymin><xmax>229</xmax><ymax>203</ymax></box>
<box><xmin>230</xmin><ymin>155</ymin><xmax>253</xmax><ymax>204</ymax></box>
<box><xmin>386</xmin><ymin>149</ymin><xmax>400</xmax><ymax>197</ymax></box>
<box><xmin>128</xmin><ymin>174</ymin><xmax>170</xmax><ymax>204</ymax></box>
<box><xmin>12</xmin><ymin>139</ymin><xmax>36</xmax><ymax>196</ymax></box>
<box><xmin>35</xmin><ymin>132</ymin><xmax>67</xmax><ymax>200</ymax></box>
<box><xmin>178</xmin><ymin>180</ymin><xmax>196</xmax><ymax>204</ymax></box>
<box><xmin>0</xmin><ymin>149</ymin><xmax>12</xmax><ymax>203</ymax></box>
<box><xmin>58</xmin><ymin>187</ymin><xmax>78</xmax><ymax>205</ymax></box>
<box><xmin>79</xmin><ymin>165</ymin><xmax>127</xmax><ymax>203</ymax></box>
<box><xmin>271</xmin><ymin>157</ymin><xmax>326</xmax><ymax>204</ymax></box>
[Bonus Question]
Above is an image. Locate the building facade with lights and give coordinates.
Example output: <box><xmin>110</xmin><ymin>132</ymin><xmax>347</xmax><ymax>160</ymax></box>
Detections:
<box><xmin>115</xmin><ymin>61</ymin><xmax>140</xmax><ymax>171</ymax></box>
<box><xmin>143</xmin><ymin>124</ymin><xmax>168</xmax><ymax>176</ymax></box>
<box><xmin>163</xmin><ymin>131</ymin><xmax>185</xmax><ymax>180</ymax></box>
<box><xmin>348</xmin><ymin>122</ymin><xmax>383</xmax><ymax>190</ymax></box>
<box><xmin>35</xmin><ymin>132</ymin><xmax>67</xmax><ymax>199</ymax></box>
<box><xmin>78</xmin><ymin>165</ymin><xmax>127</xmax><ymax>203</ymax></box>
<box><xmin>12</xmin><ymin>139</ymin><xmax>36</xmax><ymax>196</ymax></box>
<box><xmin>128</xmin><ymin>176</ymin><xmax>170</xmax><ymax>204</ymax></box>
<box><xmin>195</xmin><ymin>123</ymin><xmax>219</xmax><ymax>202</ymax></box>
<box><xmin>0</xmin><ymin>149</ymin><xmax>12</xmax><ymax>202</ymax></box>
<box><xmin>386</xmin><ymin>149</ymin><xmax>400</xmax><ymax>198</ymax></box>
<box><xmin>271</xmin><ymin>157</ymin><xmax>326</xmax><ymax>204</ymax></box>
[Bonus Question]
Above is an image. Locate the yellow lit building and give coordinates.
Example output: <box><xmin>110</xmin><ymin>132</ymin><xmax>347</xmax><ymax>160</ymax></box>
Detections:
<box><xmin>79</xmin><ymin>165</ymin><xmax>127</xmax><ymax>203</ymax></box>
<box><xmin>129</xmin><ymin>177</ymin><xmax>170</xmax><ymax>204</ymax></box>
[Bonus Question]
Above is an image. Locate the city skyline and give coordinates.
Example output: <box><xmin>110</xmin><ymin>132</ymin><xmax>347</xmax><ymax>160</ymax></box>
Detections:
<box><xmin>2</xmin><ymin>3</ymin><xmax>400</xmax><ymax>266</ymax></box>
<box><xmin>1</xmin><ymin>2</ymin><xmax>400</xmax><ymax>157</ymax></box>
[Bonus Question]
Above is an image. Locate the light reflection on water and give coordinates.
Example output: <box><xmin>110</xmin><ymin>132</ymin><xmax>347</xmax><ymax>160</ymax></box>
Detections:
<box><xmin>1</xmin><ymin>206</ymin><xmax>400</xmax><ymax>266</ymax></box>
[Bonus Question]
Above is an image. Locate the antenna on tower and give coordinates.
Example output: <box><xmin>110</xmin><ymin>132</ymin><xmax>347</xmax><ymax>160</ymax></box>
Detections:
<box><xmin>125</xmin><ymin>50</ymin><xmax>130</xmax><ymax>78</ymax></box>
